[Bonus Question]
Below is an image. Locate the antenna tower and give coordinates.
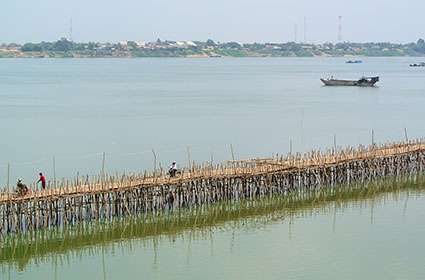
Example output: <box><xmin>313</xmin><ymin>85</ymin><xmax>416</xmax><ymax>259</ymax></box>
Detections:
<box><xmin>338</xmin><ymin>16</ymin><xmax>342</xmax><ymax>42</ymax></box>
<box><xmin>69</xmin><ymin>18</ymin><xmax>73</xmax><ymax>42</ymax></box>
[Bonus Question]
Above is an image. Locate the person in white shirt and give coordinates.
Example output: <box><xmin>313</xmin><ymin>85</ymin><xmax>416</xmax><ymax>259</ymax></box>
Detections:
<box><xmin>169</xmin><ymin>161</ymin><xmax>178</xmax><ymax>177</ymax></box>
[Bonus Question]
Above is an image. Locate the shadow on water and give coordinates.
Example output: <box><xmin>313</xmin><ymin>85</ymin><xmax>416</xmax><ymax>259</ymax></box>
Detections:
<box><xmin>1</xmin><ymin>176</ymin><xmax>425</xmax><ymax>272</ymax></box>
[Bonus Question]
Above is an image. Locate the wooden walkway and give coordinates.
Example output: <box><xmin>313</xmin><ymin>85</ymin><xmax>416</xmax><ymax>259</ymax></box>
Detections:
<box><xmin>2</xmin><ymin>140</ymin><xmax>424</xmax><ymax>204</ymax></box>
<box><xmin>1</xmin><ymin>139</ymin><xmax>425</xmax><ymax>235</ymax></box>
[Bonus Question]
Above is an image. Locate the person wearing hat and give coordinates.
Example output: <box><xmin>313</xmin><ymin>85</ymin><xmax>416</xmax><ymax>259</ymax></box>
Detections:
<box><xmin>16</xmin><ymin>178</ymin><xmax>28</xmax><ymax>196</ymax></box>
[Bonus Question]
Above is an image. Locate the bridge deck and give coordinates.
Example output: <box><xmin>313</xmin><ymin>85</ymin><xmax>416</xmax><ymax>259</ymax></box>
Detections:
<box><xmin>1</xmin><ymin>141</ymin><xmax>424</xmax><ymax>204</ymax></box>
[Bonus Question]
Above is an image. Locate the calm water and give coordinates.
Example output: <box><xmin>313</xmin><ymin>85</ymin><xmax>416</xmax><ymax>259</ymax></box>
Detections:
<box><xmin>1</xmin><ymin>57</ymin><xmax>425</xmax><ymax>279</ymax></box>
<box><xmin>1</xmin><ymin>188</ymin><xmax>425</xmax><ymax>280</ymax></box>
<box><xmin>1</xmin><ymin>57</ymin><xmax>425</xmax><ymax>185</ymax></box>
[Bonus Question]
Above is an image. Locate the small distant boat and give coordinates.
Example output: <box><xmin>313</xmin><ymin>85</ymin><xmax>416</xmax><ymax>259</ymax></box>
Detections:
<box><xmin>321</xmin><ymin>76</ymin><xmax>379</xmax><ymax>87</ymax></box>
<box><xmin>346</xmin><ymin>60</ymin><xmax>363</xmax><ymax>64</ymax></box>
<box><xmin>409</xmin><ymin>62</ymin><xmax>425</xmax><ymax>67</ymax></box>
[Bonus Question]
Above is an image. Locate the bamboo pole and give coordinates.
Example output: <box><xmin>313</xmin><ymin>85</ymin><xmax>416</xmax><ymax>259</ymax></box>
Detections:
<box><xmin>187</xmin><ymin>146</ymin><xmax>191</xmax><ymax>170</ymax></box>
<box><xmin>53</xmin><ymin>157</ymin><xmax>56</xmax><ymax>189</ymax></box>
<box><xmin>289</xmin><ymin>139</ymin><xmax>293</xmax><ymax>155</ymax></box>
<box><xmin>6</xmin><ymin>163</ymin><xmax>10</xmax><ymax>192</ymax></box>
<box><xmin>333</xmin><ymin>134</ymin><xmax>337</xmax><ymax>154</ymax></box>
<box><xmin>152</xmin><ymin>149</ymin><xmax>157</xmax><ymax>177</ymax></box>
<box><xmin>230</xmin><ymin>144</ymin><xmax>235</xmax><ymax>161</ymax></box>
<box><xmin>101</xmin><ymin>152</ymin><xmax>106</xmax><ymax>186</ymax></box>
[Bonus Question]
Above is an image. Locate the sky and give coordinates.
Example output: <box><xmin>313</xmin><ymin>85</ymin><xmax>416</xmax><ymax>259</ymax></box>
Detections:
<box><xmin>1</xmin><ymin>0</ymin><xmax>425</xmax><ymax>44</ymax></box>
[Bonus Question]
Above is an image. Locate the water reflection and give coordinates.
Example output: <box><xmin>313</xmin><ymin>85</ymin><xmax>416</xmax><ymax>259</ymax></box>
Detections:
<box><xmin>1</xmin><ymin>178</ymin><xmax>424</xmax><ymax>274</ymax></box>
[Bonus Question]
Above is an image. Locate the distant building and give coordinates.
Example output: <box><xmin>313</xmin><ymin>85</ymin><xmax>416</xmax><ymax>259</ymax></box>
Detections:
<box><xmin>136</xmin><ymin>41</ymin><xmax>146</xmax><ymax>47</ymax></box>
<box><xmin>186</xmin><ymin>41</ymin><xmax>197</xmax><ymax>47</ymax></box>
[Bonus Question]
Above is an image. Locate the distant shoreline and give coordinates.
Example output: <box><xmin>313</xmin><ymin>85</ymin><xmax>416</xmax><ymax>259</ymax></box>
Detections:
<box><xmin>1</xmin><ymin>38</ymin><xmax>425</xmax><ymax>59</ymax></box>
<box><xmin>1</xmin><ymin>52</ymin><xmax>425</xmax><ymax>59</ymax></box>
<box><xmin>1</xmin><ymin>54</ymin><xmax>424</xmax><ymax>59</ymax></box>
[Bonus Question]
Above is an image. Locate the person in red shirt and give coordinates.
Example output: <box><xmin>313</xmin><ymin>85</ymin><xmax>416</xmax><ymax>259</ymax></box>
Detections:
<box><xmin>37</xmin><ymin>172</ymin><xmax>46</xmax><ymax>190</ymax></box>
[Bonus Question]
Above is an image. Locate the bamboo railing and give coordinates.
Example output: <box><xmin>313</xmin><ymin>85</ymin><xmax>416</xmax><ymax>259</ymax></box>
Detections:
<box><xmin>1</xmin><ymin>139</ymin><xmax>424</xmax><ymax>204</ymax></box>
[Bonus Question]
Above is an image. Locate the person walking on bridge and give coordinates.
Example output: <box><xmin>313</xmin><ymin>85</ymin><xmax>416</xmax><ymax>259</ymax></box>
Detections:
<box><xmin>37</xmin><ymin>172</ymin><xmax>46</xmax><ymax>190</ymax></box>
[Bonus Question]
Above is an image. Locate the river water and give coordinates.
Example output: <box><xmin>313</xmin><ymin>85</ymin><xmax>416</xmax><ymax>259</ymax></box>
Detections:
<box><xmin>1</xmin><ymin>187</ymin><xmax>425</xmax><ymax>280</ymax></box>
<box><xmin>1</xmin><ymin>57</ymin><xmax>425</xmax><ymax>185</ymax></box>
<box><xmin>1</xmin><ymin>57</ymin><xmax>425</xmax><ymax>279</ymax></box>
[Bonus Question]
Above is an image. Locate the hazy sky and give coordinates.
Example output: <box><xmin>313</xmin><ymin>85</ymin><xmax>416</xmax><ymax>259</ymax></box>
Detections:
<box><xmin>1</xmin><ymin>0</ymin><xmax>425</xmax><ymax>43</ymax></box>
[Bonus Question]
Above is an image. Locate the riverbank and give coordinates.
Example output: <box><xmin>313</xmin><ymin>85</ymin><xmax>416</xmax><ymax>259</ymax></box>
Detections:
<box><xmin>2</xmin><ymin>51</ymin><xmax>425</xmax><ymax>58</ymax></box>
<box><xmin>2</xmin><ymin>38</ymin><xmax>425</xmax><ymax>58</ymax></box>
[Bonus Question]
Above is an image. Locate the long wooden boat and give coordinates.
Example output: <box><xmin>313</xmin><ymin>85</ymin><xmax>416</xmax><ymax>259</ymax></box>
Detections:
<box><xmin>346</xmin><ymin>60</ymin><xmax>363</xmax><ymax>64</ymax></box>
<box><xmin>320</xmin><ymin>76</ymin><xmax>379</xmax><ymax>87</ymax></box>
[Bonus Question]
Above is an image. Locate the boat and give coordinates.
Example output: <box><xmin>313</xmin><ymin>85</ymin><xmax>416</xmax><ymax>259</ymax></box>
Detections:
<box><xmin>409</xmin><ymin>62</ymin><xmax>425</xmax><ymax>67</ymax></box>
<box><xmin>320</xmin><ymin>76</ymin><xmax>379</xmax><ymax>87</ymax></box>
<box><xmin>346</xmin><ymin>60</ymin><xmax>363</xmax><ymax>64</ymax></box>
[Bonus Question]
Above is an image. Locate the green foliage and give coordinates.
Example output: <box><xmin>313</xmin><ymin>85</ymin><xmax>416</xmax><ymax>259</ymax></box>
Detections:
<box><xmin>215</xmin><ymin>49</ymin><xmax>247</xmax><ymax>57</ymax></box>
<box><xmin>220</xmin><ymin>42</ymin><xmax>242</xmax><ymax>49</ymax></box>
<box><xmin>21</xmin><ymin>43</ymin><xmax>42</xmax><ymax>52</ymax></box>
<box><xmin>413</xmin><ymin>39</ymin><xmax>425</xmax><ymax>54</ymax></box>
<box><xmin>53</xmin><ymin>39</ymin><xmax>72</xmax><ymax>52</ymax></box>
<box><xmin>206</xmin><ymin>39</ymin><xmax>216</xmax><ymax>47</ymax></box>
<box><xmin>8</xmin><ymin>38</ymin><xmax>425</xmax><ymax>57</ymax></box>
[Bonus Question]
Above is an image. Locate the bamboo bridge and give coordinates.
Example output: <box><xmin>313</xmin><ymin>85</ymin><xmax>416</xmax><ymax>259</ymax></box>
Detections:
<box><xmin>1</xmin><ymin>140</ymin><xmax>425</xmax><ymax>236</ymax></box>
